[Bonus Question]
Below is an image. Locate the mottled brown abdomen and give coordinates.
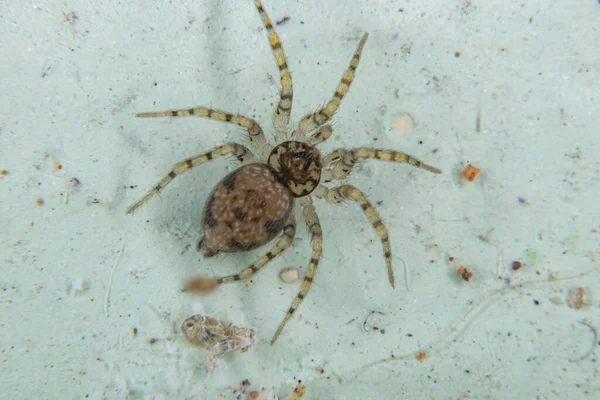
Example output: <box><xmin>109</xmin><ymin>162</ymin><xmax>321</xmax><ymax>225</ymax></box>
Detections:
<box><xmin>199</xmin><ymin>163</ymin><xmax>293</xmax><ymax>257</ymax></box>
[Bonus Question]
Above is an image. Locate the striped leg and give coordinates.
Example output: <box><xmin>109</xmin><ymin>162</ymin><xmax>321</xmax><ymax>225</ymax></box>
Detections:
<box><xmin>255</xmin><ymin>0</ymin><xmax>293</xmax><ymax>140</ymax></box>
<box><xmin>222</xmin><ymin>213</ymin><xmax>295</xmax><ymax>283</ymax></box>
<box><xmin>136</xmin><ymin>107</ymin><xmax>268</xmax><ymax>152</ymax></box>
<box><xmin>322</xmin><ymin>147</ymin><xmax>442</xmax><ymax>183</ymax></box>
<box><xmin>297</xmin><ymin>33</ymin><xmax>368</xmax><ymax>136</ymax></box>
<box><xmin>306</xmin><ymin>125</ymin><xmax>333</xmax><ymax>146</ymax></box>
<box><xmin>271</xmin><ymin>197</ymin><xmax>323</xmax><ymax>344</ymax></box>
<box><xmin>313</xmin><ymin>184</ymin><xmax>395</xmax><ymax>288</ymax></box>
<box><xmin>126</xmin><ymin>143</ymin><xmax>252</xmax><ymax>214</ymax></box>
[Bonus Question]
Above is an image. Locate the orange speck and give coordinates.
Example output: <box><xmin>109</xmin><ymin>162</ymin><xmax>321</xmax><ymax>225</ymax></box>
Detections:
<box><xmin>568</xmin><ymin>287</ymin><xmax>585</xmax><ymax>310</ymax></box>
<box><xmin>0</xmin><ymin>169</ymin><xmax>7</xmax><ymax>175</ymax></box>
<box><xmin>55</xmin><ymin>163</ymin><xmax>62</xmax><ymax>171</ymax></box>
<box><xmin>456</xmin><ymin>265</ymin><xmax>473</xmax><ymax>282</ymax></box>
<box><xmin>415</xmin><ymin>350</ymin><xmax>427</xmax><ymax>361</ymax></box>
<box><xmin>249</xmin><ymin>391</ymin><xmax>259</xmax><ymax>399</ymax></box>
<box><xmin>36</xmin><ymin>198</ymin><xmax>44</xmax><ymax>206</ymax></box>
<box><xmin>462</xmin><ymin>164</ymin><xmax>480</xmax><ymax>182</ymax></box>
<box><xmin>182</xmin><ymin>276</ymin><xmax>219</xmax><ymax>293</ymax></box>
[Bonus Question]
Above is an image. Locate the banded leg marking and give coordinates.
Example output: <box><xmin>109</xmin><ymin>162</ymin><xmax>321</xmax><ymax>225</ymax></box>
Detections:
<box><xmin>255</xmin><ymin>0</ymin><xmax>293</xmax><ymax>138</ymax></box>
<box><xmin>314</xmin><ymin>184</ymin><xmax>395</xmax><ymax>288</ymax></box>
<box><xmin>271</xmin><ymin>197</ymin><xmax>323</xmax><ymax>344</ymax></box>
<box><xmin>323</xmin><ymin>147</ymin><xmax>442</xmax><ymax>182</ymax></box>
<box><xmin>216</xmin><ymin>213</ymin><xmax>296</xmax><ymax>284</ymax></box>
<box><xmin>126</xmin><ymin>143</ymin><xmax>252</xmax><ymax>214</ymax></box>
<box><xmin>297</xmin><ymin>33</ymin><xmax>368</xmax><ymax>136</ymax></box>
<box><xmin>306</xmin><ymin>125</ymin><xmax>333</xmax><ymax>146</ymax></box>
<box><xmin>136</xmin><ymin>106</ymin><xmax>268</xmax><ymax>149</ymax></box>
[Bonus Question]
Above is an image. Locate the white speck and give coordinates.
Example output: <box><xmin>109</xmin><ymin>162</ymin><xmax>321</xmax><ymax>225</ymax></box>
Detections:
<box><xmin>280</xmin><ymin>267</ymin><xmax>300</xmax><ymax>283</ymax></box>
<box><xmin>392</xmin><ymin>112</ymin><xmax>416</xmax><ymax>135</ymax></box>
<box><xmin>67</xmin><ymin>278</ymin><xmax>89</xmax><ymax>296</ymax></box>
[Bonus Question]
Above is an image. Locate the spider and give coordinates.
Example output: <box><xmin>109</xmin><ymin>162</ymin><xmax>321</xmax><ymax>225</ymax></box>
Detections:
<box><xmin>127</xmin><ymin>0</ymin><xmax>441</xmax><ymax>344</ymax></box>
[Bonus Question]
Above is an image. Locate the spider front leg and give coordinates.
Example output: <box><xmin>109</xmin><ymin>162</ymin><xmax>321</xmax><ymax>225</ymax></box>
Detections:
<box><xmin>313</xmin><ymin>184</ymin><xmax>395</xmax><ymax>288</ymax></box>
<box><xmin>136</xmin><ymin>106</ymin><xmax>270</xmax><ymax>155</ymax></box>
<box><xmin>322</xmin><ymin>148</ymin><xmax>441</xmax><ymax>183</ymax></box>
<box><xmin>297</xmin><ymin>33</ymin><xmax>368</xmax><ymax>136</ymax></box>
<box><xmin>271</xmin><ymin>197</ymin><xmax>323</xmax><ymax>344</ymax></box>
<box><xmin>254</xmin><ymin>0</ymin><xmax>293</xmax><ymax>140</ymax></box>
<box><xmin>306</xmin><ymin>125</ymin><xmax>333</xmax><ymax>146</ymax></box>
<box><xmin>126</xmin><ymin>143</ymin><xmax>253</xmax><ymax>214</ymax></box>
<box><xmin>183</xmin><ymin>213</ymin><xmax>296</xmax><ymax>292</ymax></box>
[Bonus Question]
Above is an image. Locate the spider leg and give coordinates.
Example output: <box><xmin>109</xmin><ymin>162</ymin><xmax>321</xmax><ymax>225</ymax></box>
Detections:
<box><xmin>306</xmin><ymin>124</ymin><xmax>333</xmax><ymax>146</ymax></box>
<box><xmin>313</xmin><ymin>184</ymin><xmax>395</xmax><ymax>288</ymax></box>
<box><xmin>184</xmin><ymin>213</ymin><xmax>296</xmax><ymax>291</ymax></box>
<box><xmin>271</xmin><ymin>196</ymin><xmax>323</xmax><ymax>344</ymax></box>
<box><xmin>136</xmin><ymin>106</ymin><xmax>270</xmax><ymax>154</ymax></box>
<box><xmin>255</xmin><ymin>0</ymin><xmax>293</xmax><ymax>141</ymax></box>
<box><xmin>126</xmin><ymin>143</ymin><xmax>253</xmax><ymax>214</ymax></box>
<box><xmin>296</xmin><ymin>33</ymin><xmax>368</xmax><ymax>137</ymax></box>
<box><xmin>322</xmin><ymin>148</ymin><xmax>441</xmax><ymax>183</ymax></box>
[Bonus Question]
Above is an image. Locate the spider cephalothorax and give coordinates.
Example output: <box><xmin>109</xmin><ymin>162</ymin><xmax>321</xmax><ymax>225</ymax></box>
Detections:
<box><xmin>268</xmin><ymin>141</ymin><xmax>322</xmax><ymax>197</ymax></box>
<box><xmin>127</xmin><ymin>0</ymin><xmax>441</xmax><ymax>345</ymax></box>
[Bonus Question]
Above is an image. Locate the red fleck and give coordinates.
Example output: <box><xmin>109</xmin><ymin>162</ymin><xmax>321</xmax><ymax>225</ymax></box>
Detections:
<box><xmin>462</xmin><ymin>164</ymin><xmax>480</xmax><ymax>182</ymax></box>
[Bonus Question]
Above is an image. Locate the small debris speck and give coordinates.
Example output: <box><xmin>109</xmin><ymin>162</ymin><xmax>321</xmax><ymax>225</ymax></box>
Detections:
<box><xmin>462</xmin><ymin>164</ymin><xmax>480</xmax><ymax>182</ymax></box>
<box><xmin>456</xmin><ymin>265</ymin><xmax>473</xmax><ymax>282</ymax></box>
<box><xmin>280</xmin><ymin>267</ymin><xmax>300</xmax><ymax>283</ymax></box>
<box><xmin>568</xmin><ymin>287</ymin><xmax>585</xmax><ymax>309</ymax></box>
<box><xmin>276</xmin><ymin>16</ymin><xmax>290</xmax><ymax>25</ymax></box>
<box><xmin>392</xmin><ymin>113</ymin><xmax>415</xmax><ymax>135</ymax></box>
<box><xmin>512</xmin><ymin>261</ymin><xmax>522</xmax><ymax>271</ymax></box>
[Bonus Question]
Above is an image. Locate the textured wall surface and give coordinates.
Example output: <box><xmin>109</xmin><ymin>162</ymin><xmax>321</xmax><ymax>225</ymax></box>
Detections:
<box><xmin>2</xmin><ymin>0</ymin><xmax>599</xmax><ymax>398</ymax></box>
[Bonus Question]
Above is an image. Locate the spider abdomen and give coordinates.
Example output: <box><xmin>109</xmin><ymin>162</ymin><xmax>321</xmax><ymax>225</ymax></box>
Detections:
<box><xmin>199</xmin><ymin>163</ymin><xmax>293</xmax><ymax>257</ymax></box>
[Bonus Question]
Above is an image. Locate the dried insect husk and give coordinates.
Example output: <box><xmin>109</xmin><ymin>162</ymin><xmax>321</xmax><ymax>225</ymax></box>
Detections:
<box><xmin>182</xmin><ymin>314</ymin><xmax>257</xmax><ymax>355</ymax></box>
